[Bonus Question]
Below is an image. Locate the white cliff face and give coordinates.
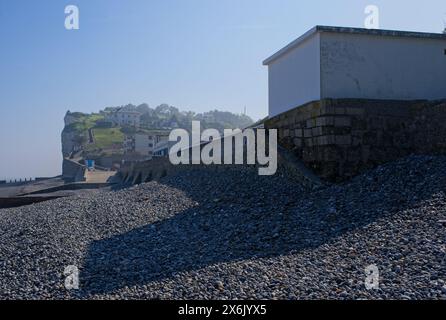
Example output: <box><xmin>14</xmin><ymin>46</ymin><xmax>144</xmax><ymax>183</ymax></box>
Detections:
<box><xmin>61</xmin><ymin>111</ymin><xmax>85</xmax><ymax>158</ymax></box>
<box><xmin>61</xmin><ymin>130</ymin><xmax>78</xmax><ymax>157</ymax></box>
<box><xmin>64</xmin><ymin>111</ymin><xmax>78</xmax><ymax>126</ymax></box>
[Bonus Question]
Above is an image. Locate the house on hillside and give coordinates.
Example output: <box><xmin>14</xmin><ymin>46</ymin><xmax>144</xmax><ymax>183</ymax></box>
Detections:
<box><xmin>105</xmin><ymin>106</ymin><xmax>142</xmax><ymax>127</ymax></box>
<box><xmin>263</xmin><ymin>26</ymin><xmax>446</xmax><ymax>117</ymax></box>
<box><xmin>123</xmin><ymin>130</ymin><xmax>170</xmax><ymax>160</ymax></box>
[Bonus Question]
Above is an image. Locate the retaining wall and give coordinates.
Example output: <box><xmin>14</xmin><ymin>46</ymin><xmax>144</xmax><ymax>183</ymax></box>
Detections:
<box><xmin>62</xmin><ymin>158</ymin><xmax>86</xmax><ymax>182</ymax></box>
<box><xmin>118</xmin><ymin>147</ymin><xmax>324</xmax><ymax>189</ymax></box>
<box><xmin>265</xmin><ymin>98</ymin><xmax>446</xmax><ymax>181</ymax></box>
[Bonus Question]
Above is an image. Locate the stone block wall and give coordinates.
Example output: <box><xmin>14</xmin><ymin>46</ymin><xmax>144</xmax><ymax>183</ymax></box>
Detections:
<box><xmin>265</xmin><ymin>99</ymin><xmax>446</xmax><ymax>181</ymax></box>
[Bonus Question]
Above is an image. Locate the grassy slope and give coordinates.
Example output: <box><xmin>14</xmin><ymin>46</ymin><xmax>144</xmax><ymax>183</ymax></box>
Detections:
<box><xmin>65</xmin><ymin>113</ymin><xmax>126</xmax><ymax>157</ymax></box>
<box><xmin>89</xmin><ymin>128</ymin><xmax>125</xmax><ymax>151</ymax></box>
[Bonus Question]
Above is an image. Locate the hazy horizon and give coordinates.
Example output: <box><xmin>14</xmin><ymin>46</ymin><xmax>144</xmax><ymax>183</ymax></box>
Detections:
<box><xmin>1</xmin><ymin>0</ymin><xmax>445</xmax><ymax>180</ymax></box>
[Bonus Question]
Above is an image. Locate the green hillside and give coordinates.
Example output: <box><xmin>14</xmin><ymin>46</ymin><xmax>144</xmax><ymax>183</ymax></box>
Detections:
<box><xmin>62</xmin><ymin>104</ymin><xmax>255</xmax><ymax>159</ymax></box>
<box><xmin>84</xmin><ymin>127</ymin><xmax>125</xmax><ymax>156</ymax></box>
<box><xmin>63</xmin><ymin>113</ymin><xmax>126</xmax><ymax>157</ymax></box>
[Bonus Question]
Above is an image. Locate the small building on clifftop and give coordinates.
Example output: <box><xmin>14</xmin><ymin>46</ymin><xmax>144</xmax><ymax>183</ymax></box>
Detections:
<box><xmin>263</xmin><ymin>26</ymin><xmax>446</xmax><ymax>117</ymax></box>
<box><xmin>263</xmin><ymin>26</ymin><xmax>446</xmax><ymax>181</ymax></box>
<box><xmin>105</xmin><ymin>106</ymin><xmax>142</xmax><ymax>127</ymax></box>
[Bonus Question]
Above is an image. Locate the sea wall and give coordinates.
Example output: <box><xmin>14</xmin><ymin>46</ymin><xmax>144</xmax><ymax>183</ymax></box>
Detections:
<box><xmin>265</xmin><ymin>98</ymin><xmax>446</xmax><ymax>181</ymax></box>
<box><xmin>118</xmin><ymin>146</ymin><xmax>324</xmax><ymax>189</ymax></box>
<box><xmin>62</xmin><ymin>158</ymin><xmax>86</xmax><ymax>182</ymax></box>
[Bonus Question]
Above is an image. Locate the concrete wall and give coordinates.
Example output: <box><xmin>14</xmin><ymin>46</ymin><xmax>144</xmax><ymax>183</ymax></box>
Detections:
<box><xmin>0</xmin><ymin>196</ymin><xmax>63</xmax><ymax>209</ymax></box>
<box><xmin>265</xmin><ymin>99</ymin><xmax>446</xmax><ymax>181</ymax></box>
<box><xmin>267</xmin><ymin>33</ymin><xmax>321</xmax><ymax>117</ymax></box>
<box><xmin>320</xmin><ymin>33</ymin><xmax>446</xmax><ymax>101</ymax></box>
<box><xmin>62</xmin><ymin>158</ymin><xmax>86</xmax><ymax>182</ymax></box>
<box><xmin>134</xmin><ymin>134</ymin><xmax>154</xmax><ymax>156</ymax></box>
<box><xmin>118</xmin><ymin>147</ymin><xmax>323</xmax><ymax>188</ymax></box>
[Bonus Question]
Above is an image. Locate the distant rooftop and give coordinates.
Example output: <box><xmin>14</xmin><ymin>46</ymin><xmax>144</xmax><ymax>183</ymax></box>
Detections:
<box><xmin>263</xmin><ymin>25</ymin><xmax>446</xmax><ymax>65</ymax></box>
<box><xmin>134</xmin><ymin>128</ymin><xmax>171</xmax><ymax>134</ymax></box>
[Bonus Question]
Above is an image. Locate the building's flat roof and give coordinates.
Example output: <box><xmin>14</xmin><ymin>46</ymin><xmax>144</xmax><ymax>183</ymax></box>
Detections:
<box><xmin>263</xmin><ymin>25</ymin><xmax>446</xmax><ymax>65</ymax></box>
<box><xmin>134</xmin><ymin>128</ymin><xmax>171</xmax><ymax>135</ymax></box>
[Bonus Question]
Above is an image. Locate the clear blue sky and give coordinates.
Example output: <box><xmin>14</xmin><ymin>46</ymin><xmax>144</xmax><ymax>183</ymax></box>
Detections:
<box><xmin>0</xmin><ymin>0</ymin><xmax>445</xmax><ymax>180</ymax></box>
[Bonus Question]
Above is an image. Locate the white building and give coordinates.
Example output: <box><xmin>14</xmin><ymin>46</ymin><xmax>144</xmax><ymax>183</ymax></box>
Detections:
<box><xmin>124</xmin><ymin>130</ymin><xmax>170</xmax><ymax>159</ymax></box>
<box><xmin>153</xmin><ymin>139</ymin><xmax>177</xmax><ymax>157</ymax></box>
<box><xmin>105</xmin><ymin>107</ymin><xmax>142</xmax><ymax>127</ymax></box>
<box><xmin>263</xmin><ymin>26</ymin><xmax>446</xmax><ymax>117</ymax></box>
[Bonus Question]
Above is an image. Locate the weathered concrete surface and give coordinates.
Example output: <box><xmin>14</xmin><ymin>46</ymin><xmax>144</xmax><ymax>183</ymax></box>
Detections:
<box><xmin>0</xmin><ymin>196</ymin><xmax>64</xmax><ymax>209</ymax></box>
<box><xmin>85</xmin><ymin>170</ymin><xmax>117</xmax><ymax>183</ymax></box>
<box><xmin>62</xmin><ymin>158</ymin><xmax>86</xmax><ymax>182</ymax></box>
<box><xmin>0</xmin><ymin>177</ymin><xmax>65</xmax><ymax>198</ymax></box>
<box><xmin>0</xmin><ymin>175</ymin><xmax>116</xmax><ymax>209</ymax></box>
<box><xmin>20</xmin><ymin>183</ymin><xmax>114</xmax><ymax>196</ymax></box>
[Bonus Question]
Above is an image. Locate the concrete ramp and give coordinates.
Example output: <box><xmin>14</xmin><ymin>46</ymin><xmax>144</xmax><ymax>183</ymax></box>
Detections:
<box><xmin>85</xmin><ymin>170</ymin><xmax>117</xmax><ymax>183</ymax></box>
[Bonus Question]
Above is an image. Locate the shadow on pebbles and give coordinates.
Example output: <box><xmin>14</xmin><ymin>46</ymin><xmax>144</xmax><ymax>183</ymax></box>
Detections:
<box><xmin>0</xmin><ymin>155</ymin><xmax>445</xmax><ymax>300</ymax></box>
